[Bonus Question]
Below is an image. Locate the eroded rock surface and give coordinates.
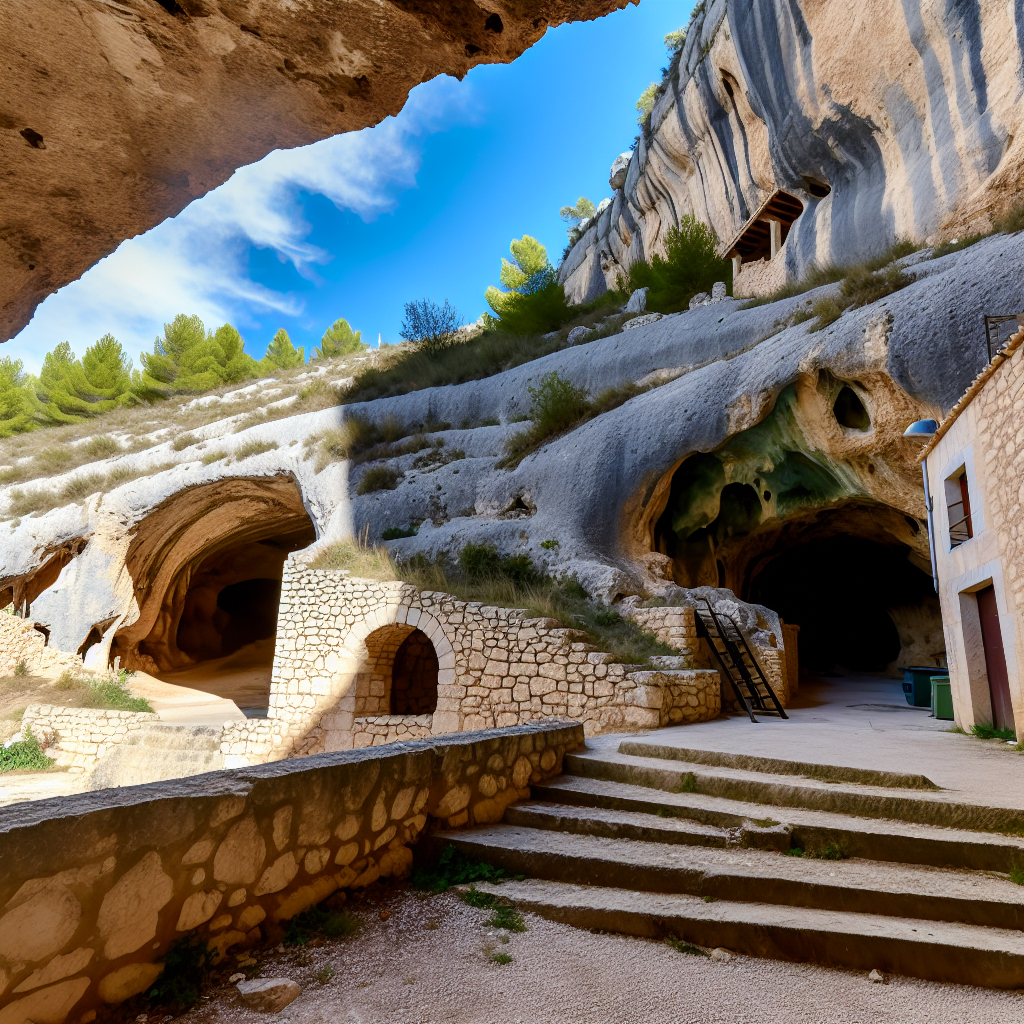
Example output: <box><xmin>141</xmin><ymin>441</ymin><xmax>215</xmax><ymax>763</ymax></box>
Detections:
<box><xmin>560</xmin><ymin>0</ymin><xmax>1024</xmax><ymax>302</ymax></box>
<box><xmin>0</xmin><ymin>0</ymin><xmax>631</xmax><ymax>341</ymax></box>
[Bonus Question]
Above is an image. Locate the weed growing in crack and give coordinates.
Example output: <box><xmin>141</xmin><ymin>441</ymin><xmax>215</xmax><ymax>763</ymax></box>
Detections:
<box><xmin>314</xmin><ymin>965</ymin><xmax>336</xmax><ymax>984</ymax></box>
<box><xmin>666</xmin><ymin>937</ymin><xmax>709</xmax><ymax>957</ymax></box>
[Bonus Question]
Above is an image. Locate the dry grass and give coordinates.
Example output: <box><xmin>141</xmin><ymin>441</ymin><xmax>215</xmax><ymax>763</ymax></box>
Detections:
<box><xmin>0</xmin><ymin>352</ymin><xmax>366</xmax><ymax>488</ymax></box>
<box><xmin>234</xmin><ymin>439</ymin><xmax>280</xmax><ymax>461</ymax></box>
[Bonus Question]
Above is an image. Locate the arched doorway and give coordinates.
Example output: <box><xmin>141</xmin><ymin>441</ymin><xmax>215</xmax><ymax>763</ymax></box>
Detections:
<box><xmin>110</xmin><ymin>475</ymin><xmax>316</xmax><ymax>712</ymax></box>
<box><xmin>353</xmin><ymin>625</ymin><xmax>439</xmax><ymax>717</ymax></box>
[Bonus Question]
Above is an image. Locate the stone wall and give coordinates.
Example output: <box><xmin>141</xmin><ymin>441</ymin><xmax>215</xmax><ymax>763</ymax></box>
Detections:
<box><xmin>219</xmin><ymin>565</ymin><xmax>721</xmax><ymax>765</ymax></box>
<box><xmin>0</xmin><ymin>721</ymin><xmax>582</xmax><ymax>1024</ymax></box>
<box><xmin>21</xmin><ymin>705</ymin><xmax>159</xmax><ymax>773</ymax></box>
<box><xmin>0</xmin><ymin>613</ymin><xmax>88</xmax><ymax>680</ymax></box>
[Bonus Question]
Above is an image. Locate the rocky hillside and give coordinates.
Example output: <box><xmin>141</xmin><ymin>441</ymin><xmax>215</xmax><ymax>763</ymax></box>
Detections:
<box><xmin>560</xmin><ymin>0</ymin><xmax>1024</xmax><ymax>303</ymax></box>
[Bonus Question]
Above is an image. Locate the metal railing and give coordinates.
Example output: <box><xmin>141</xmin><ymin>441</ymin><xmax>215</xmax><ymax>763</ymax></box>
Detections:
<box><xmin>947</xmin><ymin>498</ymin><xmax>972</xmax><ymax>547</ymax></box>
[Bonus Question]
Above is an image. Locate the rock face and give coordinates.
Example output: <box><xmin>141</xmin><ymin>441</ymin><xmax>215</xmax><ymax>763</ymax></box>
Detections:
<box><xmin>560</xmin><ymin>0</ymin><xmax>1024</xmax><ymax>303</ymax></box>
<box><xmin>0</xmin><ymin>0</ymin><xmax>631</xmax><ymax>342</ymax></box>
<box><xmin>4</xmin><ymin>236</ymin><xmax>1021</xmax><ymax>679</ymax></box>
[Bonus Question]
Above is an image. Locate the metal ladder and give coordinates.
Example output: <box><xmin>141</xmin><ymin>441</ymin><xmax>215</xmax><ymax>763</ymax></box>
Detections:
<box><xmin>694</xmin><ymin>598</ymin><xmax>788</xmax><ymax>723</ymax></box>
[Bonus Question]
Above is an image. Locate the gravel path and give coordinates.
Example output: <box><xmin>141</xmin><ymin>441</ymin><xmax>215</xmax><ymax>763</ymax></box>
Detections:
<box><xmin>129</xmin><ymin>885</ymin><xmax>1024</xmax><ymax>1024</ymax></box>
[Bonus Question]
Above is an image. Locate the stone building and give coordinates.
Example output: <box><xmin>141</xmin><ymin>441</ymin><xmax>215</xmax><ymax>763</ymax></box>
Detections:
<box><xmin>920</xmin><ymin>329</ymin><xmax>1024</xmax><ymax>736</ymax></box>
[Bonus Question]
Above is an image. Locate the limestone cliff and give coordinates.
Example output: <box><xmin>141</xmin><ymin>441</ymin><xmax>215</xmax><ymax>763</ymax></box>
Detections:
<box><xmin>0</xmin><ymin>0</ymin><xmax>631</xmax><ymax>342</ymax></box>
<box><xmin>560</xmin><ymin>0</ymin><xmax>1024</xmax><ymax>302</ymax></box>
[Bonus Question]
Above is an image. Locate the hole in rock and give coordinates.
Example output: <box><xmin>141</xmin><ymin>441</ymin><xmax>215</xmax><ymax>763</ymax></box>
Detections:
<box><xmin>465</xmin><ymin>43</ymin><xmax>482</xmax><ymax>55</ymax></box>
<box><xmin>833</xmin><ymin>386</ymin><xmax>870</xmax><ymax>431</ymax></box>
<box><xmin>484</xmin><ymin>13</ymin><xmax>503</xmax><ymax>32</ymax></box>
<box><xmin>20</xmin><ymin>128</ymin><xmax>45</xmax><ymax>149</ymax></box>
<box><xmin>111</xmin><ymin>476</ymin><xmax>315</xmax><ymax>711</ymax></box>
<box><xmin>801</xmin><ymin>175</ymin><xmax>831</xmax><ymax>198</ymax></box>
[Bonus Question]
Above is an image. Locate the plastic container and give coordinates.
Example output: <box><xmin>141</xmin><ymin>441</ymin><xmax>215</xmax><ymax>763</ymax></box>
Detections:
<box><xmin>902</xmin><ymin>667</ymin><xmax>936</xmax><ymax>707</ymax></box>
<box><xmin>930</xmin><ymin>676</ymin><xmax>954</xmax><ymax>720</ymax></box>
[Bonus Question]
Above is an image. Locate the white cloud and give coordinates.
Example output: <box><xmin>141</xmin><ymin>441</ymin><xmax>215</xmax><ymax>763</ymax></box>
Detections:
<box><xmin>6</xmin><ymin>75</ymin><xmax>474</xmax><ymax>373</ymax></box>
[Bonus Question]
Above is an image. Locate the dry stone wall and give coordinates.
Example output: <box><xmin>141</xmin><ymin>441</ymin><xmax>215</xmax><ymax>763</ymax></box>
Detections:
<box><xmin>0</xmin><ymin>721</ymin><xmax>582</xmax><ymax>1024</ymax></box>
<box><xmin>218</xmin><ymin>563</ymin><xmax>720</xmax><ymax>764</ymax></box>
<box><xmin>21</xmin><ymin>705</ymin><xmax>159</xmax><ymax>772</ymax></box>
<box><xmin>0</xmin><ymin>613</ymin><xmax>88</xmax><ymax>680</ymax></box>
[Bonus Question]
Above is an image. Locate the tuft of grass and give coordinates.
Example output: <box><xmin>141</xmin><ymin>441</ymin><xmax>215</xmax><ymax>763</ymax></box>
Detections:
<box><xmin>787</xmin><ymin>847</ymin><xmax>805</xmax><ymax>857</ymax></box>
<box><xmin>14</xmin><ymin>660</ymin><xmax>27</xmax><ymax>677</ymax></box>
<box><xmin>666</xmin><ymin>937</ymin><xmax>710</xmax><ymax>957</ymax></box>
<box><xmin>970</xmin><ymin>722</ymin><xmax>1017</xmax><ymax>741</ymax></box>
<box><xmin>172</xmin><ymin>433</ymin><xmax>201</xmax><ymax>451</ymax></box>
<box><xmin>147</xmin><ymin>937</ymin><xmax>213</xmax><ymax>1009</ymax></box>
<box><xmin>235</xmin><ymin>438</ymin><xmax>279</xmax><ymax>460</ymax></box>
<box><xmin>807</xmin><ymin>842</ymin><xmax>845</xmax><ymax>861</ymax></box>
<box><xmin>314</xmin><ymin>965</ymin><xmax>336</xmax><ymax>984</ymax></box>
<box><xmin>540</xmin><ymin>539</ymin><xmax>559</xmax><ymax>550</ymax></box>
<box><xmin>994</xmin><ymin>201</ymin><xmax>1024</xmax><ymax>235</ymax></box>
<box><xmin>53</xmin><ymin>668</ymin><xmax>154</xmax><ymax>712</ymax></box>
<box><xmin>490</xmin><ymin>952</ymin><xmax>514</xmax><ymax>965</ymax></box>
<box><xmin>284</xmin><ymin>902</ymin><xmax>361</xmax><ymax>946</ymax></box>
<box><xmin>201</xmin><ymin>449</ymin><xmax>227</xmax><ymax>465</ymax></box>
<box><xmin>84</xmin><ymin>435</ymin><xmax>122</xmax><ymax>459</ymax></box>
<box><xmin>672</xmin><ymin>773</ymin><xmax>698</xmax><ymax>794</ymax></box>
<box><xmin>931</xmin><ymin>233</ymin><xmax>986</xmax><ymax>259</ymax></box>
<box><xmin>0</xmin><ymin>731</ymin><xmax>55</xmax><ymax>773</ymax></box>
<box><xmin>487</xmin><ymin>904</ymin><xmax>527</xmax><ymax>933</ymax></box>
<box><xmin>752</xmin><ymin>818</ymin><xmax>780</xmax><ymax>828</ymax></box>
<box><xmin>357</xmin><ymin>465</ymin><xmax>403</xmax><ymax>494</ymax></box>
<box><xmin>1008</xmin><ymin>861</ymin><xmax>1024</xmax><ymax>886</ymax></box>
<box><xmin>412</xmin><ymin>844</ymin><xmax>514</xmax><ymax>893</ymax></box>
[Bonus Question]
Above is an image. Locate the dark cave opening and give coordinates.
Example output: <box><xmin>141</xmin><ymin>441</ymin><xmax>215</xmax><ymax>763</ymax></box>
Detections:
<box><xmin>747</xmin><ymin>534</ymin><xmax>935</xmax><ymax>672</ymax></box>
<box><xmin>833</xmin><ymin>386</ymin><xmax>871</xmax><ymax>430</ymax></box>
<box><xmin>390</xmin><ymin>629</ymin><xmax>440</xmax><ymax>715</ymax></box>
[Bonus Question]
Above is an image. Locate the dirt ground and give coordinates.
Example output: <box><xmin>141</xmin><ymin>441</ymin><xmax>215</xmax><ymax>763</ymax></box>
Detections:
<box><xmin>101</xmin><ymin>884</ymin><xmax>1024</xmax><ymax>1024</ymax></box>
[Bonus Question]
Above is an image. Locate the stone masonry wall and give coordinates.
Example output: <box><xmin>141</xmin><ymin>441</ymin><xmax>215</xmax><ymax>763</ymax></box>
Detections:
<box><xmin>0</xmin><ymin>721</ymin><xmax>582</xmax><ymax>1024</ymax></box>
<box><xmin>216</xmin><ymin>564</ymin><xmax>721</xmax><ymax>765</ymax></box>
<box><xmin>21</xmin><ymin>705</ymin><xmax>159</xmax><ymax>772</ymax></box>
<box><xmin>0</xmin><ymin>612</ymin><xmax>89</xmax><ymax>680</ymax></box>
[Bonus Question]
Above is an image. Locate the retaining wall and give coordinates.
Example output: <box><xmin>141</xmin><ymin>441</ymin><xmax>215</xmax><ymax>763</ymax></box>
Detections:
<box><xmin>21</xmin><ymin>705</ymin><xmax>159</xmax><ymax>772</ymax></box>
<box><xmin>0</xmin><ymin>721</ymin><xmax>582</xmax><ymax>1024</ymax></box>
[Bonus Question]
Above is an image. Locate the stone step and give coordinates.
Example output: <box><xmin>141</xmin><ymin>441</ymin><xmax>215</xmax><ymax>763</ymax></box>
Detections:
<box><xmin>126</xmin><ymin>723</ymin><xmax>223</xmax><ymax>752</ymax></box>
<box><xmin>646</xmin><ymin>656</ymin><xmax>692</xmax><ymax>671</ymax></box>
<box><xmin>618</xmin><ymin>739</ymin><xmax>939</xmax><ymax>790</ymax></box>
<box><xmin>532</xmin><ymin>775</ymin><xmax>1024</xmax><ymax>873</ymax></box>
<box><xmin>462</xmin><ymin>878</ymin><xmax>1024</xmax><ymax>989</ymax></box>
<box><xmin>504</xmin><ymin>801</ymin><xmax>791</xmax><ymax>853</ymax></box>
<box><xmin>563</xmin><ymin>749</ymin><xmax>1024</xmax><ymax>834</ymax></box>
<box><xmin>433</xmin><ymin>825</ymin><xmax>1024</xmax><ymax>930</ymax></box>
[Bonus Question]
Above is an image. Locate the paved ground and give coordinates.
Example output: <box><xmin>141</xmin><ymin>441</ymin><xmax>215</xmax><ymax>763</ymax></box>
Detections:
<box><xmin>590</xmin><ymin>673</ymin><xmax>1024</xmax><ymax>809</ymax></box>
<box><xmin>110</xmin><ymin>886</ymin><xmax>1024</xmax><ymax>1024</ymax></box>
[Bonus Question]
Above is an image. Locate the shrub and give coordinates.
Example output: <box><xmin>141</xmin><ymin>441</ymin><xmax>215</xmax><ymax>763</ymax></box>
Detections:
<box><xmin>0</xmin><ymin>731</ymin><xmax>54</xmax><ymax>773</ymax></box>
<box><xmin>235</xmin><ymin>438</ymin><xmax>279</xmax><ymax>460</ymax></box>
<box><xmin>624</xmin><ymin>217</ymin><xmax>730</xmax><ymax>313</ymax></box>
<box><xmin>400</xmin><ymin>299</ymin><xmax>463</xmax><ymax>357</ymax></box>
<box><xmin>315</xmin><ymin>318</ymin><xmax>365</xmax><ymax>359</ymax></box>
<box><xmin>261</xmin><ymin>328</ymin><xmax>305</xmax><ymax>370</ymax></box>
<box><xmin>295</xmin><ymin>376</ymin><xmax>343</xmax><ymax>411</ymax></box>
<box><xmin>84</xmin><ymin>434</ymin><xmax>122</xmax><ymax>459</ymax></box>
<box><xmin>201</xmin><ymin>449</ymin><xmax>227</xmax><ymax>465</ymax></box>
<box><xmin>357</xmin><ymin>465</ymin><xmax>402</xmax><ymax>494</ymax></box>
<box><xmin>970</xmin><ymin>722</ymin><xmax>1017</xmax><ymax>741</ymax></box>
<box><xmin>500</xmin><ymin>371</ymin><xmax>593</xmax><ymax>468</ymax></box>
<box><xmin>412</xmin><ymin>843</ymin><xmax>513</xmax><ymax>893</ymax></box>
<box><xmin>994</xmin><ymin>201</ymin><xmax>1024</xmax><ymax>235</ymax></box>
<box><xmin>459</xmin><ymin>542</ymin><xmax>541</xmax><ymax>586</ymax></box>
<box><xmin>636</xmin><ymin>82</ymin><xmax>658</xmax><ymax>124</ymax></box>
<box><xmin>486</xmin><ymin>237</ymin><xmax>572</xmax><ymax>336</ymax></box>
<box><xmin>382</xmin><ymin>524</ymin><xmax>419</xmax><ymax>540</ymax></box>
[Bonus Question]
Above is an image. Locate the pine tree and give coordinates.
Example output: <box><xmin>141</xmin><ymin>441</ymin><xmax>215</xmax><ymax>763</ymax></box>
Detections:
<box><xmin>136</xmin><ymin>314</ymin><xmax>259</xmax><ymax>397</ymax></box>
<box><xmin>485</xmin><ymin>236</ymin><xmax>551</xmax><ymax>319</ymax></box>
<box><xmin>36</xmin><ymin>342</ymin><xmax>96</xmax><ymax>423</ymax></box>
<box><xmin>80</xmin><ymin>334</ymin><xmax>134</xmax><ymax>407</ymax></box>
<box><xmin>314</xmin><ymin>318</ymin><xmax>364</xmax><ymax>359</ymax></box>
<box><xmin>0</xmin><ymin>357</ymin><xmax>42</xmax><ymax>437</ymax></box>
<box><xmin>262</xmin><ymin>328</ymin><xmax>305</xmax><ymax>370</ymax></box>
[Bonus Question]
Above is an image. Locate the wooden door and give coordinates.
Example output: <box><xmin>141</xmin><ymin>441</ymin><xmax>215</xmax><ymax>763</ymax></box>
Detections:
<box><xmin>977</xmin><ymin>585</ymin><xmax>1013</xmax><ymax>731</ymax></box>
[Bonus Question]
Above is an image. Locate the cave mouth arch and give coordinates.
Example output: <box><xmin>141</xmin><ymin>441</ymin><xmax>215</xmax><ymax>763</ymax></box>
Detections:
<box><xmin>111</xmin><ymin>475</ymin><xmax>316</xmax><ymax>711</ymax></box>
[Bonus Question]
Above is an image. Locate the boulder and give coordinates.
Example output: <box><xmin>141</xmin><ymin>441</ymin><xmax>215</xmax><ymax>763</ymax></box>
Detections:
<box><xmin>621</xmin><ymin>313</ymin><xmax>664</xmax><ymax>331</ymax></box>
<box><xmin>236</xmin><ymin>978</ymin><xmax>302</xmax><ymax>1013</ymax></box>
<box><xmin>688</xmin><ymin>292</ymin><xmax>711</xmax><ymax>310</ymax></box>
<box><xmin>567</xmin><ymin>326</ymin><xmax>596</xmax><ymax>345</ymax></box>
<box><xmin>624</xmin><ymin>287</ymin><xmax>648</xmax><ymax>314</ymax></box>
<box><xmin>711</xmin><ymin>281</ymin><xmax>728</xmax><ymax>301</ymax></box>
<box><xmin>609</xmin><ymin>151</ymin><xmax>632</xmax><ymax>190</ymax></box>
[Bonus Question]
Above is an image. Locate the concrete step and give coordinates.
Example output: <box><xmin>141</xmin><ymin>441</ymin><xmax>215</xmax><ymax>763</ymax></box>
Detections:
<box><xmin>564</xmin><ymin>749</ymin><xmax>1024</xmax><ymax>834</ymax></box>
<box><xmin>434</xmin><ymin>825</ymin><xmax>1024</xmax><ymax>930</ymax></box>
<box><xmin>532</xmin><ymin>775</ymin><xmax>1024</xmax><ymax>873</ymax></box>
<box><xmin>504</xmin><ymin>801</ymin><xmax>791</xmax><ymax>853</ymax></box>
<box><xmin>463</xmin><ymin>878</ymin><xmax>1024</xmax><ymax>989</ymax></box>
<box><xmin>618</xmin><ymin>739</ymin><xmax>939</xmax><ymax>790</ymax></box>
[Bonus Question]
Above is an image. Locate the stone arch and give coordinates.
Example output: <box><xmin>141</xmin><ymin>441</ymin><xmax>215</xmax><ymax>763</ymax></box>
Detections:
<box><xmin>110</xmin><ymin>475</ymin><xmax>316</xmax><ymax>708</ymax></box>
<box><xmin>349</xmin><ymin>624</ymin><xmax>439</xmax><ymax>716</ymax></box>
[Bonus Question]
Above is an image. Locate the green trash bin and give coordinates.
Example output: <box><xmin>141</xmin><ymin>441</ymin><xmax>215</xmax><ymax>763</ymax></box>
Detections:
<box><xmin>902</xmin><ymin>667</ymin><xmax>935</xmax><ymax>707</ymax></box>
<box><xmin>930</xmin><ymin>676</ymin><xmax>953</xmax><ymax>720</ymax></box>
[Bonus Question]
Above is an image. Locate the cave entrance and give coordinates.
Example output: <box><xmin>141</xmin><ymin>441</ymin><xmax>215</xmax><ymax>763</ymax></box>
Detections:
<box><xmin>111</xmin><ymin>476</ymin><xmax>316</xmax><ymax>712</ymax></box>
<box><xmin>747</xmin><ymin>532</ymin><xmax>939</xmax><ymax>674</ymax></box>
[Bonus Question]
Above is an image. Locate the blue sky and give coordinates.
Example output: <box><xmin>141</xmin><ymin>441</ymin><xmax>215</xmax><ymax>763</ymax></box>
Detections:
<box><xmin>9</xmin><ymin>1</ymin><xmax>693</xmax><ymax>372</ymax></box>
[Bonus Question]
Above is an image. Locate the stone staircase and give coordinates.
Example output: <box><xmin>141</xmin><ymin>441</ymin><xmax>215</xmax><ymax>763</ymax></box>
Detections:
<box><xmin>433</xmin><ymin>740</ymin><xmax>1024</xmax><ymax>987</ymax></box>
<box><xmin>88</xmin><ymin>722</ymin><xmax>225</xmax><ymax>789</ymax></box>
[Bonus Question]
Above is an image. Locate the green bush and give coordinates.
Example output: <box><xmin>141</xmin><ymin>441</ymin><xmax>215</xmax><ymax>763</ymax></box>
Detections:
<box><xmin>400</xmin><ymin>299</ymin><xmax>464</xmax><ymax>357</ymax></box>
<box><xmin>0</xmin><ymin>356</ymin><xmax>44</xmax><ymax>437</ymax></box>
<box><xmin>382</xmin><ymin>524</ymin><xmax>418</xmax><ymax>540</ymax></box>
<box><xmin>147</xmin><ymin>937</ymin><xmax>213</xmax><ymax>1009</ymax></box>
<box><xmin>459</xmin><ymin>542</ymin><xmax>540</xmax><ymax>586</ymax></box>
<box><xmin>357</xmin><ymin>465</ymin><xmax>402</xmax><ymax>494</ymax></box>
<box><xmin>486</xmin><ymin>237</ymin><xmax>571</xmax><ymax>336</ymax></box>
<box><xmin>37</xmin><ymin>335</ymin><xmax>136</xmax><ymax>423</ymax></box>
<box><xmin>0</xmin><ymin>731</ymin><xmax>54</xmax><ymax>773</ymax></box>
<box><xmin>411</xmin><ymin>843</ymin><xmax>513</xmax><ymax>893</ymax></box>
<box><xmin>624</xmin><ymin>217</ymin><xmax>730</xmax><ymax>313</ymax></box>
<box><xmin>525</xmin><ymin>371</ymin><xmax>590</xmax><ymax>437</ymax></box>
<box><xmin>315</xmin><ymin>318</ymin><xmax>365</xmax><ymax>359</ymax></box>
<box><xmin>636</xmin><ymin>82</ymin><xmax>658</xmax><ymax>124</ymax></box>
<box><xmin>261</xmin><ymin>328</ymin><xmax>305</xmax><ymax>370</ymax></box>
